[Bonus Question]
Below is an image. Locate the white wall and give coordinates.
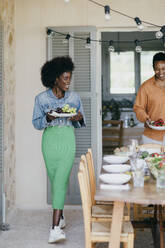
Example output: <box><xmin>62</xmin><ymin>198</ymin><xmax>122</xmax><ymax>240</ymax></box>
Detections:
<box><xmin>15</xmin><ymin>0</ymin><xmax>165</xmax><ymax>208</ymax></box>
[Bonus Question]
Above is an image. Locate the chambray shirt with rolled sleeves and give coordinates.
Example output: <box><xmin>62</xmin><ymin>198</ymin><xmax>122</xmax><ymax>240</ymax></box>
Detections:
<box><xmin>32</xmin><ymin>88</ymin><xmax>86</xmax><ymax>130</ymax></box>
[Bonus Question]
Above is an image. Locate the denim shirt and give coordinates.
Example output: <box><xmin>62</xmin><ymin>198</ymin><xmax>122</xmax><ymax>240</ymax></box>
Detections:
<box><xmin>32</xmin><ymin>88</ymin><xmax>86</xmax><ymax>130</ymax></box>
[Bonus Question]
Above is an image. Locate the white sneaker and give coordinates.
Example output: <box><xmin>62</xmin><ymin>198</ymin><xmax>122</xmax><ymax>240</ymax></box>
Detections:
<box><xmin>59</xmin><ymin>216</ymin><xmax>66</xmax><ymax>229</ymax></box>
<box><xmin>48</xmin><ymin>226</ymin><xmax>66</xmax><ymax>243</ymax></box>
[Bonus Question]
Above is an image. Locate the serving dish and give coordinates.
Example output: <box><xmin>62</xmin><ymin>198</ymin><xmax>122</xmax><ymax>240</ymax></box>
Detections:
<box><xmin>99</xmin><ymin>173</ymin><xmax>131</xmax><ymax>185</ymax></box>
<box><xmin>103</xmin><ymin>155</ymin><xmax>129</xmax><ymax>164</ymax></box>
<box><xmin>49</xmin><ymin>111</ymin><xmax>76</xmax><ymax>118</ymax></box>
<box><xmin>103</xmin><ymin>164</ymin><xmax>131</xmax><ymax>173</ymax></box>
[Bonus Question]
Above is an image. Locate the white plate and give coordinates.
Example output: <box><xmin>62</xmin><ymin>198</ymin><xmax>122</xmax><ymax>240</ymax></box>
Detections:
<box><xmin>103</xmin><ymin>155</ymin><xmax>129</xmax><ymax>164</ymax></box>
<box><xmin>49</xmin><ymin>111</ymin><xmax>77</xmax><ymax>118</ymax></box>
<box><xmin>103</xmin><ymin>164</ymin><xmax>131</xmax><ymax>173</ymax></box>
<box><xmin>148</xmin><ymin>124</ymin><xmax>165</xmax><ymax>130</ymax></box>
<box><xmin>99</xmin><ymin>173</ymin><xmax>131</xmax><ymax>185</ymax></box>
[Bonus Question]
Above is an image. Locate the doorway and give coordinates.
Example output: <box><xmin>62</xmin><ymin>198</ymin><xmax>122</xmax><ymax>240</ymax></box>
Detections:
<box><xmin>101</xmin><ymin>30</ymin><xmax>164</xmax><ymax>151</ymax></box>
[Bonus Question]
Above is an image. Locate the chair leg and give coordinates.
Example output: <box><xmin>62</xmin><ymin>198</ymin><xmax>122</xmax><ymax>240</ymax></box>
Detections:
<box><xmin>123</xmin><ymin>242</ymin><xmax>128</xmax><ymax>248</ymax></box>
<box><xmin>127</xmin><ymin>233</ymin><xmax>134</xmax><ymax>248</ymax></box>
<box><xmin>133</xmin><ymin>204</ymin><xmax>140</xmax><ymax>221</ymax></box>
<box><xmin>91</xmin><ymin>242</ymin><xmax>95</xmax><ymax>248</ymax></box>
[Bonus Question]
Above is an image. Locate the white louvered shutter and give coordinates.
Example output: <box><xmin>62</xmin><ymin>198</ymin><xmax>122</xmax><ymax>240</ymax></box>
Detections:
<box><xmin>47</xmin><ymin>27</ymin><xmax>98</xmax><ymax>204</ymax></box>
<box><xmin>74</xmin><ymin>32</ymin><xmax>91</xmax><ymax>158</ymax></box>
<box><xmin>0</xmin><ymin>21</ymin><xmax>4</xmax><ymax>224</ymax></box>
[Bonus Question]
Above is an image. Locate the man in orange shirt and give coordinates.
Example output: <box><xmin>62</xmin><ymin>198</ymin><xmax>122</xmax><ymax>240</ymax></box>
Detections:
<box><xmin>134</xmin><ymin>52</ymin><xmax>165</xmax><ymax>144</ymax></box>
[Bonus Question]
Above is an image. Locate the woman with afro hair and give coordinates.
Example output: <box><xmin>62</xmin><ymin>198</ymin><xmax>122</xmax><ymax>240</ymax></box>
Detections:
<box><xmin>32</xmin><ymin>56</ymin><xmax>86</xmax><ymax>243</ymax></box>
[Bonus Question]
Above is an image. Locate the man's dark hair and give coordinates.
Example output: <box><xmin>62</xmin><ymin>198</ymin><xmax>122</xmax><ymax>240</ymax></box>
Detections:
<box><xmin>41</xmin><ymin>56</ymin><xmax>75</xmax><ymax>88</ymax></box>
<box><xmin>153</xmin><ymin>52</ymin><xmax>165</xmax><ymax>68</ymax></box>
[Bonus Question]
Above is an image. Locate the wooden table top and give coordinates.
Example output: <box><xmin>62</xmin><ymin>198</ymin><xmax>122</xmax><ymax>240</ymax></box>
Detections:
<box><xmin>95</xmin><ymin>179</ymin><xmax>165</xmax><ymax>205</ymax></box>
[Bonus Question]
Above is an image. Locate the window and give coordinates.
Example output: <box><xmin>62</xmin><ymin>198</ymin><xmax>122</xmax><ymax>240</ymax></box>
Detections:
<box><xmin>110</xmin><ymin>52</ymin><xmax>134</xmax><ymax>94</ymax></box>
<box><xmin>102</xmin><ymin>31</ymin><xmax>164</xmax><ymax>101</ymax></box>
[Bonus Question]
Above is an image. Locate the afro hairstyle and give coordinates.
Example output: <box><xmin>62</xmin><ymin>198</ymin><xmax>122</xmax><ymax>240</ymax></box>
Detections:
<box><xmin>41</xmin><ymin>56</ymin><xmax>75</xmax><ymax>88</ymax></box>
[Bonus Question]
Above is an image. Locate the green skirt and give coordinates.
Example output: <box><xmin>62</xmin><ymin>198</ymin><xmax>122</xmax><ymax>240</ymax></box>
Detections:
<box><xmin>42</xmin><ymin>126</ymin><xmax>76</xmax><ymax>209</ymax></box>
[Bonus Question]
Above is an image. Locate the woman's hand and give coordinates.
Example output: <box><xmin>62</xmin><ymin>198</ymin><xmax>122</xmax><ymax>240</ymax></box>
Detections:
<box><xmin>46</xmin><ymin>112</ymin><xmax>56</xmax><ymax>122</ymax></box>
<box><xmin>69</xmin><ymin>110</ymin><xmax>83</xmax><ymax>122</ymax></box>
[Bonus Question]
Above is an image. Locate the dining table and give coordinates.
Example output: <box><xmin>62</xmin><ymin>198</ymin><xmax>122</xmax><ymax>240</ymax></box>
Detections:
<box><xmin>95</xmin><ymin>178</ymin><xmax>165</xmax><ymax>248</ymax></box>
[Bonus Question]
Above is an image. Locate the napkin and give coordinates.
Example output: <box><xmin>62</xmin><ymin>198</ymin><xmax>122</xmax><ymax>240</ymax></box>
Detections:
<box><xmin>100</xmin><ymin>183</ymin><xmax>130</xmax><ymax>190</ymax></box>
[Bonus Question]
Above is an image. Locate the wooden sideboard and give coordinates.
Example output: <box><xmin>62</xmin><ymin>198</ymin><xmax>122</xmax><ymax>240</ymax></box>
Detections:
<box><xmin>102</xmin><ymin>125</ymin><xmax>144</xmax><ymax>148</ymax></box>
<box><xmin>122</xmin><ymin>126</ymin><xmax>144</xmax><ymax>145</ymax></box>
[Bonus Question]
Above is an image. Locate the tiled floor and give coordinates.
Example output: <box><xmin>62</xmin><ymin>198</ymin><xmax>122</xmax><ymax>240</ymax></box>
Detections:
<box><xmin>0</xmin><ymin>208</ymin><xmax>156</xmax><ymax>248</ymax></box>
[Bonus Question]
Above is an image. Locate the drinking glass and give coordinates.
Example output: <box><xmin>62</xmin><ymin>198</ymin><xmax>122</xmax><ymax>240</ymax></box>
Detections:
<box><xmin>157</xmin><ymin>169</ymin><xmax>165</xmax><ymax>189</ymax></box>
<box><xmin>127</xmin><ymin>144</ymin><xmax>138</xmax><ymax>171</ymax></box>
<box><xmin>130</xmin><ymin>139</ymin><xmax>138</xmax><ymax>153</ymax></box>
<box><xmin>132</xmin><ymin>159</ymin><xmax>145</xmax><ymax>187</ymax></box>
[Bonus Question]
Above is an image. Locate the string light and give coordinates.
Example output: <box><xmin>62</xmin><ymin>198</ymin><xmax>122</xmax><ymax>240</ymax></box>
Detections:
<box><xmin>135</xmin><ymin>39</ymin><xmax>142</xmax><ymax>53</ymax></box>
<box><xmin>62</xmin><ymin>0</ymin><xmax>165</xmax><ymax>40</ymax></box>
<box><xmin>85</xmin><ymin>37</ymin><xmax>91</xmax><ymax>49</ymax></box>
<box><xmin>62</xmin><ymin>34</ymin><xmax>70</xmax><ymax>43</ymax></box>
<box><xmin>108</xmin><ymin>40</ymin><xmax>115</xmax><ymax>52</ymax></box>
<box><xmin>104</xmin><ymin>5</ymin><xmax>110</xmax><ymax>21</ymax></box>
<box><xmin>46</xmin><ymin>30</ymin><xmax>165</xmax><ymax>49</ymax></box>
<box><xmin>134</xmin><ymin>17</ymin><xmax>144</xmax><ymax>31</ymax></box>
<box><xmin>155</xmin><ymin>26</ymin><xmax>165</xmax><ymax>39</ymax></box>
<box><xmin>88</xmin><ymin>0</ymin><xmax>161</xmax><ymax>31</ymax></box>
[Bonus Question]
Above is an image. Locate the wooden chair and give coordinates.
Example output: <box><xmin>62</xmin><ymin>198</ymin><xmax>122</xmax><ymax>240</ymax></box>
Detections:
<box><xmin>84</xmin><ymin>149</ymin><xmax>130</xmax><ymax>221</ymax></box>
<box><xmin>78</xmin><ymin>159</ymin><xmax>134</xmax><ymax>248</ymax></box>
<box><xmin>102</xmin><ymin>120</ymin><xmax>123</xmax><ymax>154</ymax></box>
<box><xmin>134</xmin><ymin>143</ymin><xmax>165</xmax><ymax>222</ymax></box>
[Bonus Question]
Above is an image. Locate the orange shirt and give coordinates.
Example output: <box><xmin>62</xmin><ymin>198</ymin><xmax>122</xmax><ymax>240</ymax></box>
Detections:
<box><xmin>133</xmin><ymin>76</ymin><xmax>165</xmax><ymax>141</ymax></box>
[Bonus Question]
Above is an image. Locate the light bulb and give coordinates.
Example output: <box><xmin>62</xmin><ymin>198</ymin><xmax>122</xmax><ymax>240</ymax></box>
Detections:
<box><xmin>108</xmin><ymin>40</ymin><xmax>114</xmax><ymax>52</ymax></box>
<box><xmin>62</xmin><ymin>34</ymin><xmax>70</xmax><ymax>44</ymax></box>
<box><xmin>104</xmin><ymin>5</ymin><xmax>110</xmax><ymax>21</ymax></box>
<box><xmin>135</xmin><ymin>45</ymin><xmax>142</xmax><ymax>53</ymax></box>
<box><xmin>108</xmin><ymin>46</ymin><xmax>115</xmax><ymax>52</ymax></box>
<box><xmin>85</xmin><ymin>43</ymin><xmax>91</xmax><ymax>49</ymax></box>
<box><xmin>85</xmin><ymin>37</ymin><xmax>91</xmax><ymax>49</ymax></box>
<box><xmin>62</xmin><ymin>39</ymin><xmax>69</xmax><ymax>44</ymax></box>
<box><xmin>105</xmin><ymin>14</ymin><xmax>110</xmax><ymax>20</ymax></box>
<box><xmin>64</xmin><ymin>0</ymin><xmax>70</xmax><ymax>2</ymax></box>
<box><xmin>156</xmin><ymin>31</ymin><xmax>163</xmax><ymax>39</ymax></box>
<box><xmin>137</xmin><ymin>24</ymin><xmax>144</xmax><ymax>31</ymax></box>
<box><xmin>47</xmin><ymin>29</ymin><xmax>53</xmax><ymax>36</ymax></box>
<box><xmin>156</xmin><ymin>26</ymin><xmax>165</xmax><ymax>39</ymax></box>
<box><xmin>134</xmin><ymin>17</ymin><xmax>144</xmax><ymax>31</ymax></box>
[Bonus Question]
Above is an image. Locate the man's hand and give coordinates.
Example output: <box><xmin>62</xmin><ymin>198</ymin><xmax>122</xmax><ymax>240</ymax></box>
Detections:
<box><xmin>145</xmin><ymin>118</ymin><xmax>151</xmax><ymax>128</ymax></box>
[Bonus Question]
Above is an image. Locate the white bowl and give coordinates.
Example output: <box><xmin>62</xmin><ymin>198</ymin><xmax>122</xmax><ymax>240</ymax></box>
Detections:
<box><xmin>99</xmin><ymin>173</ymin><xmax>131</xmax><ymax>185</ymax></box>
<box><xmin>103</xmin><ymin>155</ymin><xmax>129</xmax><ymax>164</ymax></box>
<box><xmin>103</xmin><ymin>164</ymin><xmax>131</xmax><ymax>173</ymax></box>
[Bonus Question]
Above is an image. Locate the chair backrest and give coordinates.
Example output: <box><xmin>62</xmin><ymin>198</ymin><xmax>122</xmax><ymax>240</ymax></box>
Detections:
<box><xmin>81</xmin><ymin>154</ymin><xmax>92</xmax><ymax>204</ymax></box>
<box><xmin>86</xmin><ymin>148</ymin><xmax>96</xmax><ymax>205</ymax></box>
<box><xmin>102</xmin><ymin>120</ymin><xmax>123</xmax><ymax>154</ymax></box>
<box><xmin>78</xmin><ymin>160</ymin><xmax>92</xmax><ymax>235</ymax></box>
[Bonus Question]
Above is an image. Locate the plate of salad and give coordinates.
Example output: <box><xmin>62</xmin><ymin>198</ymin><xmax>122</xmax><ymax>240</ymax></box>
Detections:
<box><xmin>49</xmin><ymin>104</ymin><xmax>77</xmax><ymax>118</ymax></box>
<box><xmin>148</xmin><ymin>119</ymin><xmax>165</xmax><ymax>130</ymax></box>
<box><xmin>146</xmin><ymin>153</ymin><xmax>165</xmax><ymax>178</ymax></box>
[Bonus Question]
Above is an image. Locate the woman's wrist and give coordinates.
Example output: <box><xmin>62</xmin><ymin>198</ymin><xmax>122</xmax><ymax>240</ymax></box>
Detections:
<box><xmin>46</xmin><ymin>113</ymin><xmax>52</xmax><ymax>123</ymax></box>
